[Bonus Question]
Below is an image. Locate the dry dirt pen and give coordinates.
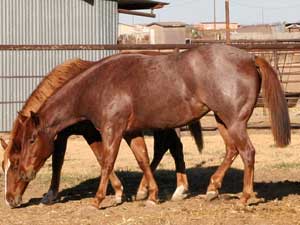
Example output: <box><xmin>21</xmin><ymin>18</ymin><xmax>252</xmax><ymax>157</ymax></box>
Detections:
<box><xmin>0</xmin><ymin>106</ymin><xmax>300</xmax><ymax>225</ymax></box>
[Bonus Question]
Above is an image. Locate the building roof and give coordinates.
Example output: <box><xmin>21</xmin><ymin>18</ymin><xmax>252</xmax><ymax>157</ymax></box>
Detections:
<box><xmin>147</xmin><ymin>22</ymin><xmax>187</xmax><ymax>27</ymax></box>
<box><xmin>237</xmin><ymin>25</ymin><xmax>273</xmax><ymax>33</ymax></box>
<box><xmin>200</xmin><ymin>22</ymin><xmax>238</xmax><ymax>25</ymax></box>
<box><xmin>118</xmin><ymin>0</ymin><xmax>169</xmax><ymax>10</ymax></box>
<box><xmin>119</xmin><ymin>22</ymin><xmax>135</xmax><ymax>27</ymax></box>
<box><xmin>285</xmin><ymin>23</ymin><xmax>300</xmax><ymax>28</ymax></box>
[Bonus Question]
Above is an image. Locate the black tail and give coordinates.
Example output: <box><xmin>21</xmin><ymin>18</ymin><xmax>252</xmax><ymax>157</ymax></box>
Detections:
<box><xmin>188</xmin><ymin>120</ymin><xmax>204</xmax><ymax>153</ymax></box>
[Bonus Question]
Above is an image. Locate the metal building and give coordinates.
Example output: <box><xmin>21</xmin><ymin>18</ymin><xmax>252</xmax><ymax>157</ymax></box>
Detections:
<box><xmin>0</xmin><ymin>0</ymin><xmax>167</xmax><ymax>131</ymax></box>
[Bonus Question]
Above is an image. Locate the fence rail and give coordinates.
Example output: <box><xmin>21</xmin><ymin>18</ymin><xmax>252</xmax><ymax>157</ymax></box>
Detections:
<box><xmin>1</xmin><ymin>43</ymin><xmax>300</xmax><ymax>51</ymax></box>
<box><xmin>1</xmin><ymin>42</ymin><xmax>300</xmax><ymax>130</ymax></box>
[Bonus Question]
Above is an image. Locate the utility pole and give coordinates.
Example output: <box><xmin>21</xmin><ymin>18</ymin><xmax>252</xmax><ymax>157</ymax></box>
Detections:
<box><xmin>214</xmin><ymin>0</ymin><xmax>216</xmax><ymax>31</ymax></box>
<box><xmin>225</xmin><ymin>0</ymin><xmax>231</xmax><ymax>44</ymax></box>
<box><xmin>261</xmin><ymin>8</ymin><xmax>264</xmax><ymax>24</ymax></box>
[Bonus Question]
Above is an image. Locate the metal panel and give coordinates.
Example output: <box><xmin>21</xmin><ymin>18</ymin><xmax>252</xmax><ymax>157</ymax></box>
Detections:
<box><xmin>0</xmin><ymin>0</ymin><xmax>118</xmax><ymax>131</ymax></box>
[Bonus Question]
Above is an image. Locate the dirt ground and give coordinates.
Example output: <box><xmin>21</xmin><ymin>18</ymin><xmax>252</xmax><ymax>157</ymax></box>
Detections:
<box><xmin>0</xmin><ymin>107</ymin><xmax>300</xmax><ymax>225</ymax></box>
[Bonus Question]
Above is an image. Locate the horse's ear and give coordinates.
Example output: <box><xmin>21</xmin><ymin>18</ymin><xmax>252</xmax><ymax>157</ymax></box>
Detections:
<box><xmin>0</xmin><ymin>137</ymin><xmax>8</xmax><ymax>150</ymax></box>
<box><xmin>17</xmin><ymin>111</ymin><xmax>27</xmax><ymax>124</ymax></box>
<box><xmin>30</xmin><ymin>111</ymin><xmax>40</xmax><ymax>127</ymax></box>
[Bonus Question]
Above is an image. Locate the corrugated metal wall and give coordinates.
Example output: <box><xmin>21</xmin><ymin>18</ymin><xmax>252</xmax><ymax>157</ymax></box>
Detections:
<box><xmin>0</xmin><ymin>0</ymin><xmax>118</xmax><ymax>131</ymax></box>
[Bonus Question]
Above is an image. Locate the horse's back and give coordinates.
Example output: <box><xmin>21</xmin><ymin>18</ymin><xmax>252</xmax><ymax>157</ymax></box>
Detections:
<box><xmin>77</xmin><ymin>45</ymin><xmax>261</xmax><ymax>130</ymax></box>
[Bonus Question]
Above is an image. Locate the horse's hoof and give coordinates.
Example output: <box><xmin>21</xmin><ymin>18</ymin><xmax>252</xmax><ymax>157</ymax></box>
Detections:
<box><xmin>40</xmin><ymin>190</ymin><xmax>58</xmax><ymax>205</ymax></box>
<box><xmin>90</xmin><ymin>198</ymin><xmax>102</xmax><ymax>209</ymax></box>
<box><xmin>145</xmin><ymin>200</ymin><xmax>158</xmax><ymax>207</ymax></box>
<box><xmin>114</xmin><ymin>195</ymin><xmax>123</xmax><ymax>206</ymax></box>
<box><xmin>238</xmin><ymin>196</ymin><xmax>249</xmax><ymax>206</ymax></box>
<box><xmin>206</xmin><ymin>191</ymin><xmax>219</xmax><ymax>201</ymax></box>
<box><xmin>136</xmin><ymin>190</ymin><xmax>148</xmax><ymax>201</ymax></box>
<box><xmin>171</xmin><ymin>186</ymin><xmax>188</xmax><ymax>201</ymax></box>
<box><xmin>236</xmin><ymin>200</ymin><xmax>247</xmax><ymax>209</ymax></box>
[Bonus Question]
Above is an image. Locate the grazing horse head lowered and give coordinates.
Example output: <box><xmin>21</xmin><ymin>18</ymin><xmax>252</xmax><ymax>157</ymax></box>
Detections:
<box><xmin>1</xmin><ymin>122</ymin><xmax>28</xmax><ymax>208</ymax></box>
<box><xmin>19</xmin><ymin>111</ymin><xmax>55</xmax><ymax>182</ymax></box>
<box><xmin>1</xmin><ymin>58</ymin><xmax>96</xmax><ymax>208</ymax></box>
<box><xmin>18</xmin><ymin>44</ymin><xmax>290</xmax><ymax>208</ymax></box>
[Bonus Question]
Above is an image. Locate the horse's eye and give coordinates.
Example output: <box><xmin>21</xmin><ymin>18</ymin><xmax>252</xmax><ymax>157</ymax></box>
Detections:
<box><xmin>12</xmin><ymin>161</ymin><xmax>19</xmax><ymax>171</ymax></box>
<box><xmin>13</xmin><ymin>141</ymin><xmax>21</xmax><ymax>151</ymax></box>
<box><xmin>29</xmin><ymin>137</ymin><xmax>35</xmax><ymax>144</ymax></box>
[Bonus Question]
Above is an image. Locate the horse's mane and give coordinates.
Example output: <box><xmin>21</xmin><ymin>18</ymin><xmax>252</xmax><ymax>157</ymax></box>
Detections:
<box><xmin>21</xmin><ymin>58</ymin><xmax>96</xmax><ymax>116</ymax></box>
<box><xmin>22</xmin><ymin>52</ymin><xmax>169</xmax><ymax>118</ymax></box>
<box><xmin>9</xmin><ymin>52</ymin><xmax>161</xmax><ymax>139</ymax></box>
<box><xmin>4</xmin><ymin>58</ymin><xmax>96</xmax><ymax>154</ymax></box>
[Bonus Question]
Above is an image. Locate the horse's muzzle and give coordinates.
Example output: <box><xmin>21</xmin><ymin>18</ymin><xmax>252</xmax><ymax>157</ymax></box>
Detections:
<box><xmin>6</xmin><ymin>194</ymin><xmax>22</xmax><ymax>208</ymax></box>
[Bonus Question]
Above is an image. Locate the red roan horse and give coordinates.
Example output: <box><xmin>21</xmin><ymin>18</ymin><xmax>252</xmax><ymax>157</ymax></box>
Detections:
<box><xmin>18</xmin><ymin>44</ymin><xmax>290</xmax><ymax>208</ymax></box>
<box><xmin>1</xmin><ymin>57</ymin><xmax>202</xmax><ymax>208</ymax></box>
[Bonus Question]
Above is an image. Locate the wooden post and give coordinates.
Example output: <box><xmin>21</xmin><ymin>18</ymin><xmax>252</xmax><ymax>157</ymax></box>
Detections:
<box><xmin>225</xmin><ymin>0</ymin><xmax>231</xmax><ymax>44</ymax></box>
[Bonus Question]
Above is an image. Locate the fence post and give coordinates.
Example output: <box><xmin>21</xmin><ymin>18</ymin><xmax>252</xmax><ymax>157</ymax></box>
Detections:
<box><xmin>273</xmin><ymin>50</ymin><xmax>282</xmax><ymax>82</ymax></box>
<box><xmin>174</xmin><ymin>48</ymin><xmax>179</xmax><ymax>53</ymax></box>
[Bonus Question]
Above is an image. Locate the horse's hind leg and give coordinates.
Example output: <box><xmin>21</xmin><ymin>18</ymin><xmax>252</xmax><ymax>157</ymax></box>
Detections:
<box><xmin>136</xmin><ymin>130</ymin><xmax>169</xmax><ymax>201</ymax></box>
<box><xmin>137</xmin><ymin>129</ymin><xmax>188</xmax><ymax>201</ymax></box>
<box><xmin>206</xmin><ymin>115</ymin><xmax>238</xmax><ymax>201</ymax></box>
<box><xmin>41</xmin><ymin>132</ymin><xmax>68</xmax><ymax>205</ymax></box>
<box><xmin>227</xmin><ymin>121</ymin><xmax>255</xmax><ymax>205</ymax></box>
<box><xmin>207</xmin><ymin>113</ymin><xmax>256</xmax><ymax>205</ymax></box>
<box><xmin>125</xmin><ymin>133</ymin><xmax>159</xmax><ymax>205</ymax></box>
<box><xmin>168</xmin><ymin>129</ymin><xmax>189</xmax><ymax>201</ymax></box>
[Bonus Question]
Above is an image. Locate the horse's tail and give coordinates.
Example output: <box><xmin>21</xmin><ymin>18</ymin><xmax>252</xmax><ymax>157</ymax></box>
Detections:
<box><xmin>255</xmin><ymin>56</ymin><xmax>291</xmax><ymax>147</ymax></box>
<box><xmin>188</xmin><ymin>120</ymin><xmax>204</xmax><ymax>153</ymax></box>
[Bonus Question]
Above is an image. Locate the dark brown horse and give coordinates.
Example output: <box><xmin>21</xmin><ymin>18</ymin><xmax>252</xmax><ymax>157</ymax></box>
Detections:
<box><xmin>18</xmin><ymin>44</ymin><xmax>290</xmax><ymax>208</ymax></box>
<box><xmin>1</xmin><ymin>57</ymin><xmax>202</xmax><ymax>208</ymax></box>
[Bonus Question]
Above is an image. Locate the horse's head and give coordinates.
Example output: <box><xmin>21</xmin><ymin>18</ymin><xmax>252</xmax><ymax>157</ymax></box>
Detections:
<box><xmin>1</xmin><ymin>115</ymin><xmax>29</xmax><ymax>208</ymax></box>
<box><xmin>19</xmin><ymin>112</ymin><xmax>54</xmax><ymax>183</ymax></box>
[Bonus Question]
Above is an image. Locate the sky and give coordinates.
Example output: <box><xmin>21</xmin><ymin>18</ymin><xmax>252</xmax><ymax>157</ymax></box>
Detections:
<box><xmin>119</xmin><ymin>0</ymin><xmax>300</xmax><ymax>25</ymax></box>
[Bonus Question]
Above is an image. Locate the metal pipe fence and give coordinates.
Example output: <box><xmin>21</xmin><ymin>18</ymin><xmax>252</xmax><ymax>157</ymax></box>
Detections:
<box><xmin>1</xmin><ymin>42</ymin><xmax>300</xmax><ymax>130</ymax></box>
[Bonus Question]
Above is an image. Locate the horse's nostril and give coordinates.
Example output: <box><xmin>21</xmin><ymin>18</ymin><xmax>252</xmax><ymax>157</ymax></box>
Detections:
<box><xmin>19</xmin><ymin>171</ymin><xmax>25</xmax><ymax>180</ymax></box>
<box><xmin>29</xmin><ymin>171</ymin><xmax>36</xmax><ymax>180</ymax></box>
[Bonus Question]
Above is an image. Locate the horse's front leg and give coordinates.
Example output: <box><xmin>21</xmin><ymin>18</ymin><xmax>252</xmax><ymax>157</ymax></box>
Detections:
<box><xmin>124</xmin><ymin>133</ymin><xmax>159</xmax><ymax>205</ymax></box>
<box><xmin>82</xmin><ymin>127</ymin><xmax>124</xmax><ymax>205</ymax></box>
<box><xmin>135</xmin><ymin>130</ymin><xmax>166</xmax><ymax>201</ymax></box>
<box><xmin>91</xmin><ymin>123</ymin><xmax>123</xmax><ymax>209</ymax></box>
<box><xmin>88</xmin><ymin>141</ymin><xmax>124</xmax><ymax>205</ymax></box>
<box><xmin>41</xmin><ymin>132</ymin><xmax>68</xmax><ymax>205</ymax></box>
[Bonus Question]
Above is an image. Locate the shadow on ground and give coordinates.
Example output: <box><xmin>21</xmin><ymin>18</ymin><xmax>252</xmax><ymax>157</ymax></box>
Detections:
<box><xmin>22</xmin><ymin>166</ymin><xmax>300</xmax><ymax>207</ymax></box>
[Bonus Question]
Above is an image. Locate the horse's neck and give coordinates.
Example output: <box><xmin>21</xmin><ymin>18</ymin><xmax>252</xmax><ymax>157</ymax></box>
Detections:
<box><xmin>39</xmin><ymin>92</ymin><xmax>85</xmax><ymax>135</ymax></box>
